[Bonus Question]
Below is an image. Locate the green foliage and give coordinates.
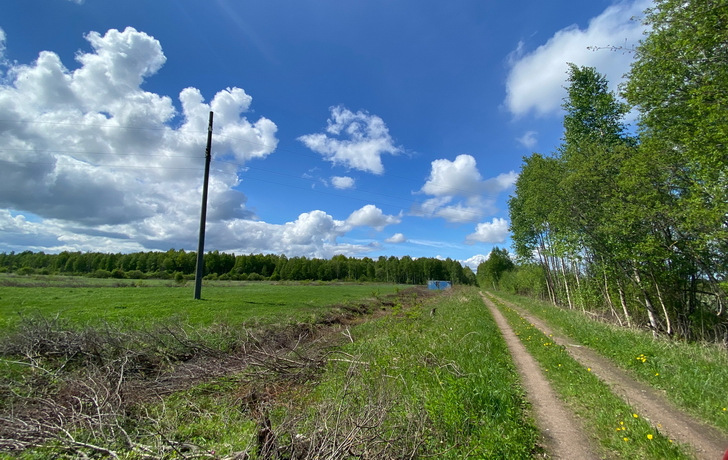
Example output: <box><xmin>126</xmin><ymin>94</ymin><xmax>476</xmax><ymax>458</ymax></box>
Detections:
<box><xmin>0</xmin><ymin>250</ymin><xmax>477</xmax><ymax>286</ymax></box>
<box><xmin>15</xmin><ymin>266</ymin><xmax>35</xmax><ymax>276</ymax></box>
<box><xmin>476</xmin><ymin>247</ymin><xmax>515</xmax><ymax>289</ymax></box>
<box><xmin>498</xmin><ymin>264</ymin><xmax>548</xmax><ymax>299</ymax></box>
<box><xmin>507</xmin><ymin>1</ymin><xmax>727</xmax><ymax>340</ymax></box>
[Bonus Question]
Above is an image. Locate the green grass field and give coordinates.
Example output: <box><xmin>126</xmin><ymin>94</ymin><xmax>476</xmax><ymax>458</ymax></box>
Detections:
<box><xmin>2</xmin><ymin>277</ymin><xmax>726</xmax><ymax>458</ymax></box>
<box><xmin>0</xmin><ymin>274</ymin><xmax>405</xmax><ymax>330</ymax></box>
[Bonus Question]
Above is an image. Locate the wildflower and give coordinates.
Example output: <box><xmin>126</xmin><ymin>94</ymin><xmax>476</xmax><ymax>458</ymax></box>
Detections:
<box><xmin>647</xmin><ymin>434</ymin><xmax>653</xmax><ymax>440</ymax></box>
<box><xmin>623</xmin><ymin>437</ymin><xmax>629</xmax><ymax>442</ymax></box>
<box><xmin>632</xmin><ymin>413</ymin><xmax>639</xmax><ymax>419</ymax></box>
<box><xmin>587</xmin><ymin>368</ymin><xmax>591</xmax><ymax>372</ymax></box>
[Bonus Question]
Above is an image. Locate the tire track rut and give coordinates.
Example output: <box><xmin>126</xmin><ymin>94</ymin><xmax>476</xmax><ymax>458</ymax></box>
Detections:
<box><xmin>484</xmin><ymin>291</ymin><xmax>728</xmax><ymax>460</ymax></box>
<box><xmin>481</xmin><ymin>292</ymin><xmax>599</xmax><ymax>459</ymax></box>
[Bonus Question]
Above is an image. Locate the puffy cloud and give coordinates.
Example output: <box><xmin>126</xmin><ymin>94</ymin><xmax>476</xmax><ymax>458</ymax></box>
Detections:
<box><xmin>199</xmin><ymin>206</ymin><xmax>395</xmax><ymax>259</ymax></box>
<box><xmin>505</xmin><ymin>0</ymin><xmax>649</xmax><ymax>118</ymax></box>
<box><xmin>331</xmin><ymin>175</ymin><xmax>355</xmax><ymax>189</ymax></box>
<box><xmin>414</xmin><ymin>155</ymin><xmax>517</xmax><ymax>223</ymax></box>
<box><xmin>385</xmin><ymin>233</ymin><xmax>406</xmax><ymax>244</ymax></box>
<box><xmin>344</xmin><ymin>205</ymin><xmax>401</xmax><ymax>231</ymax></box>
<box><xmin>298</xmin><ymin>105</ymin><xmax>400</xmax><ymax>174</ymax></box>
<box><xmin>0</xmin><ymin>26</ymin><xmax>394</xmax><ymax>259</ymax></box>
<box><xmin>0</xmin><ymin>27</ymin><xmax>285</xmax><ymax>253</ymax></box>
<box><xmin>421</xmin><ymin>154</ymin><xmax>484</xmax><ymax>197</ymax></box>
<box><xmin>465</xmin><ymin>218</ymin><xmax>510</xmax><ymax>244</ymax></box>
<box><xmin>462</xmin><ymin>253</ymin><xmax>488</xmax><ymax>271</ymax></box>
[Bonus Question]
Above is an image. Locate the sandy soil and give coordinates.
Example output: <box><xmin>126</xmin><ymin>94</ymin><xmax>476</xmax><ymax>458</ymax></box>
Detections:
<box><xmin>484</xmin><ymin>291</ymin><xmax>728</xmax><ymax>460</ymax></box>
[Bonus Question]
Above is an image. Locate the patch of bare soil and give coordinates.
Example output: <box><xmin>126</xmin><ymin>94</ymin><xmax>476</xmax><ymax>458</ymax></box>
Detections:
<box><xmin>481</xmin><ymin>293</ymin><xmax>599</xmax><ymax>459</ymax></box>
<box><xmin>485</xmin><ymin>291</ymin><xmax>728</xmax><ymax>460</ymax></box>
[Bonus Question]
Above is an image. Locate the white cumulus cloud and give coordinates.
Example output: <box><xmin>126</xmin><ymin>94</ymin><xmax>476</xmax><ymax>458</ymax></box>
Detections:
<box><xmin>414</xmin><ymin>155</ymin><xmax>517</xmax><ymax>223</ymax></box>
<box><xmin>466</xmin><ymin>218</ymin><xmax>510</xmax><ymax>244</ymax></box>
<box><xmin>331</xmin><ymin>175</ymin><xmax>355</xmax><ymax>189</ymax></box>
<box><xmin>344</xmin><ymin>205</ymin><xmax>401</xmax><ymax>232</ymax></box>
<box><xmin>0</xmin><ymin>27</ymin><xmax>386</xmax><ymax>258</ymax></box>
<box><xmin>505</xmin><ymin>0</ymin><xmax>650</xmax><ymax>118</ymax></box>
<box><xmin>298</xmin><ymin>105</ymin><xmax>400</xmax><ymax>175</ymax></box>
<box><xmin>462</xmin><ymin>253</ymin><xmax>488</xmax><ymax>271</ymax></box>
<box><xmin>386</xmin><ymin>233</ymin><xmax>406</xmax><ymax>244</ymax></box>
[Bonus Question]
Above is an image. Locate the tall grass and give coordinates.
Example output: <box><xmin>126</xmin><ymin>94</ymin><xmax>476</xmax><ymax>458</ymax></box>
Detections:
<box><xmin>276</xmin><ymin>287</ymin><xmax>541</xmax><ymax>458</ymax></box>
<box><xmin>495</xmin><ymin>291</ymin><xmax>728</xmax><ymax>434</ymax></box>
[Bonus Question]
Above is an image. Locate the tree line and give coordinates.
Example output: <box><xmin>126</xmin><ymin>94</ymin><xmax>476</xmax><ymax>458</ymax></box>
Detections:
<box><xmin>0</xmin><ymin>249</ymin><xmax>477</xmax><ymax>285</ymax></box>
<box><xmin>503</xmin><ymin>0</ymin><xmax>727</xmax><ymax>342</ymax></box>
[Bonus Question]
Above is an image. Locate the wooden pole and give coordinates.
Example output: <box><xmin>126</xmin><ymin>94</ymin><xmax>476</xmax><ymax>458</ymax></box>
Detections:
<box><xmin>194</xmin><ymin>111</ymin><xmax>214</xmax><ymax>300</ymax></box>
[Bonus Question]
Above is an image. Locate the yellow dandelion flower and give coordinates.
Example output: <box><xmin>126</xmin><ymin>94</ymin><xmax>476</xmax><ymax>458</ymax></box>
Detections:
<box><xmin>623</xmin><ymin>437</ymin><xmax>629</xmax><ymax>442</ymax></box>
<box><xmin>587</xmin><ymin>368</ymin><xmax>591</xmax><ymax>372</ymax></box>
<box><xmin>632</xmin><ymin>413</ymin><xmax>639</xmax><ymax>419</ymax></box>
<box><xmin>647</xmin><ymin>434</ymin><xmax>653</xmax><ymax>440</ymax></box>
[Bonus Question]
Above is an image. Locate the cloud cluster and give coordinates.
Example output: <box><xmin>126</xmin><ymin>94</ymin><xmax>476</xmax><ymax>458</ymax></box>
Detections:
<box><xmin>414</xmin><ymin>154</ymin><xmax>517</xmax><ymax>225</ymax></box>
<box><xmin>505</xmin><ymin>0</ymin><xmax>650</xmax><ymax>118</ymax></box>
<box><xmin>298</xmin><ymin>106</ymin><xmax>400</xmax><ymax>175</ymax></box>
<box><xmin>0</xmin><ymin>27</ymin><xmax>398</xmax><ymax>257</ymax></box>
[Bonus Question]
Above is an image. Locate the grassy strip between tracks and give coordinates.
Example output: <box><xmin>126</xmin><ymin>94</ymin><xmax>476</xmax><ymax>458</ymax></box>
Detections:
<box><xmin>490</xmin><ymin>294</ymin><xmax>695</xmax><ymax>459</ymax></box>
<box><xmin>494</xmin><ymin>291</ymin><xmax>728</xmax><ymax>435</ymax></box>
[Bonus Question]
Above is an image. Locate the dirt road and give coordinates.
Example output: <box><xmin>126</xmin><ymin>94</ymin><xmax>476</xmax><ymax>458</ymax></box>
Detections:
<box><xmin>481</xmin><ymin>293</ymin><xmax>599</xmax><ymax>459</ymax></box>
<box><xmin>483</xmin><ymin>291</ymin><xmax>728</xmax><ymax>460</ymax></box>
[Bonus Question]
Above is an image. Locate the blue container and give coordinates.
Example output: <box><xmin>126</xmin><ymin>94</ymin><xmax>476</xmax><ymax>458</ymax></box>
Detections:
<box><xmin>427</xmin><ymin>280</ymin><xmax>452</xmax><ymax>290</ymax></box>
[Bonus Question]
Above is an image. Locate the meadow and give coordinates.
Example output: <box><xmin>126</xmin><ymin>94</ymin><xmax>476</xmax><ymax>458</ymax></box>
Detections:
<box><xmin>1</xmin><ymin>276</ymin><xmax>726</xmax><ymax>458</ymax></box>
<box><xmin>0</xmin><ymin>274</ymin><xmax>404</xmax><ymax>330</ymax></box>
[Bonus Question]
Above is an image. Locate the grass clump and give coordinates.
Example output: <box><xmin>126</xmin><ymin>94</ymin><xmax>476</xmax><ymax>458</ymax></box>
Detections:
<box><xmin>491</xmin><ymin>296</ymin><xmax>695</xmax><ymax>459</ymax></box>
<box><xmin>496</xmin><ymin>291</ymin><xmax>728</xmax><ymax>434</ymax></box>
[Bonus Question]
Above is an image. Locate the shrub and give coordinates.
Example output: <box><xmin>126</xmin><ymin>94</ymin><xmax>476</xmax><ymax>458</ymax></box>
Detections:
<box><xmin>90</xmin><ymin>269</ymin><xmax>112</xmax><ymax>278</ymax></box>
<box><xmin>16</xmin><ymin>266</ymin><xmax>35</xmax><ymax>276</ymax></box>
<box><xmin>126</xmin><ymin>269</ymin><xmax>145</xmax><ymax>279</ymax></box>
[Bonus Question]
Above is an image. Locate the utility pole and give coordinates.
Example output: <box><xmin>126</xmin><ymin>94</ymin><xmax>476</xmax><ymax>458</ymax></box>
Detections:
<box><xmin>194</xmin><ymin>111</ymin><xmax>214</xmax><ymax>300</ymax></box>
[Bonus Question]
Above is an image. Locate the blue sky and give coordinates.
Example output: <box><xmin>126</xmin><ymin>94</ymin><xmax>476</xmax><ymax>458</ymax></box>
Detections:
<box><xmin>0</xmin><ymin>0</ymin><xmax>650</xmax><ymax>270</ymax></box>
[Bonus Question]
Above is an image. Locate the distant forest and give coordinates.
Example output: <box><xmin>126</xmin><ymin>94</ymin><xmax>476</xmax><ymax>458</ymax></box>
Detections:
<box><xmin>0</xmin><ymin>250</ymin><xmax>477</xmax><ymax>285</ymax></box>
